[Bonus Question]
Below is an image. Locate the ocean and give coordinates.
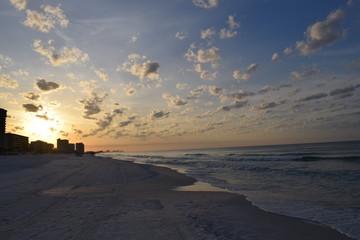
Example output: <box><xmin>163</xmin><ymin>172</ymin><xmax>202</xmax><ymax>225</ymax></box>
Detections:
<box><xmin>98</xmin><ymin>140</ymin><xmax>360</xmax><ymax>239</ymax></box>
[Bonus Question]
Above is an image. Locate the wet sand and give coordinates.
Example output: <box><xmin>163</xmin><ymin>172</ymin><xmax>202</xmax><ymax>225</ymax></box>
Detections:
<box><xmin>0</xmin><ymin>154</ymin><xmax>354</xmax><ymax>240</ymax></box>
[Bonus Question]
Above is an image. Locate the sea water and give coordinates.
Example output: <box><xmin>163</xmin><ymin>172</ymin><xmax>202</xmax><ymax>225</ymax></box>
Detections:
<box><xmin>98</xmin><ymin>141</ymin><xmax>360</xmax><ymax>239</ymax></box>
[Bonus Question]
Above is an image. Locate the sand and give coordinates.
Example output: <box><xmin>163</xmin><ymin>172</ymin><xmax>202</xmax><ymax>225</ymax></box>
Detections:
<box><xmin>0</xmin><ymin>154</ymin><xmax>354</xmax><ymax>240</ymax></box>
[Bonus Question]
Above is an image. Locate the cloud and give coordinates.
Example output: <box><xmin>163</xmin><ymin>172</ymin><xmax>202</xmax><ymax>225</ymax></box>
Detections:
<box><xmin>194</xmin><ymin>64</ymin><xmax>218</xmax><ymax>80</ymax></box>
<box><xmin>0</xmin><ymin>92</ymin><xmax>13</xmax><ymax>99</ymax></box>
<box><xmin>201</xmin><ymin>28</ymin><xmax>216</xmax><ymax>39</ymax></box>
<box><xmin>33</xmin><ymin>39</ymin><xmax>89</xmax><ymax>66</ymax></box>
<box><xmin>185</xmin><ymin>44</ymin><xmax>220</xmax><ymax>66</ymax></box>
<box><xmin>297</xmin><ymin>93</ymin><xmax>328</xmax><ymax>102</ymax></box>
<box><xmin>217</xmin><ymin>100</ymin><xmax>248</xmax><ymax>111</ymax></box>
<box><xmin>119</xmin><ymin>55</ymin><xmax>161</xmax><ymax>81</ymax></box>
<box><xmin>94</xmin><ymin>70</ymin><xmax>109</xmax><ymax>82</ymax></box>
<box><xmin>290</xmin><ymin>67</ymin><xmax>319</xmax><ymax>80</ymax></box>
<box><xmin>127</xmin><ymin>88</ymin><xmax>136</xmax><ymax>96</ymax></box>
<box><xmin>83</xmin><ymin>109</ymin><xmax>124</xmax><ymax>137</ymax></box>
<box><xmin>220</xmin><ymin>15</ymin><xmax>240</xmax><ymax>39</ymax></box>
<box><xmin>284</xmin><ymin>47</ymin><xmax>294</xmax><ymax>56</ymax></box>
<box><xmin>271</xmin><ymin>53</ymin><xmax>279</xmax><ymax>61</ymax></box>
<box><xmin>10</xmin><ymin>0</ymin><xmax>27</xmax><ymax>11</ymax></box>
<box><xmin>129</xmin><ymin>33</ymin><xmax>140</xmax><ymax>42</ymax></box>
<box><xmin>36</xmin><ymin>113</ymin><xmax>53</xmax><ymax>121</ymax></box>
<box><xmin>233</xmin><ymin>63</ymin><xmax>259</xmax><ymax>81</ymax></box>
<box><xmin>35</xmin><ymin>78</ymin><xmax>60</xmax><ymax>92</ymax></box>
<box><xmin>78</xmin><ymin>92</ymin><xmax>108</xmax><ymax>119</ymax></box>
<box><xmin>329</xmin><ymin>85</ymin><xmax>360</xmax><ymax>99</ymax></box>
<box><xmin>119</xmin><ymin>120</ymin><xmax>132</xmax><ymax>127</ymax></box>
<box><xmin>162</xmin><ymin>93</ymin><xmax>188</xmax><ymax>108</ymax></box>
<box><xmin>252</xmin><ymin>101</ymin><xmax>283</xmax><ymax>111</ymax></box>
<box><xmin>149</xmin><ymin>110</ymin><xmax>170</xmax><ymax>120</ymax></box>
<box><xmin>23</xmin><ymin>5</ymin><xmax>69</xmax><ymax>32</ymax></box>
<box><xmin>23</xmin><ymin>92</ymin><xmax>40</xmax><ymax>101</ymax></box>
<box><xmin>176</xmin><ymin>83</ymin><xmax>188</xmax><ymax>90</ymax></box>
<box><xmin>294</xmin><ymin>9</ymin><xmax>346</xmax><ymax>56</ymax></box>
<box><xmin>258</xmin><ymin>84</ymin><xmax>292</xmax><ymax>94</ymax></box>
<box><xmin>0</xmin><ymin>74</ymin><xmax>18</xmax><ymax>88</ymax></box>
<box><xmin>208</xmin><ymin>86</ymin><xmax>222</xmax><ymax>95</ymax></box>
<box><xmin>229</xmin><ymin>90</ymin><xmax>254</xmax><ymax>100</ymax></box>
<box><xmin>192</xmin><ymin>0</ymin><xmax>218</xmax><ymax>8</ymax></box>
<box><xmin>175</xmin><ymin>32</ymin><xmax>188</xmax><ymax>40</ymax></box>
<box><xmin>23</xmin><ymin>103</ymin><xmax>43</xmax><ymax>112</ymax></box>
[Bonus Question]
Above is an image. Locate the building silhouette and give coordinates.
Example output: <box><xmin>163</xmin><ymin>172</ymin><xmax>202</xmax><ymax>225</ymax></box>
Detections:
<box><xmin>29</xmin><ymin>140</ymin><xmax>54</xmax><ymax>154</ymax></box>
<box><xmin>57</xmin><ymin>138</ymin><xmax>75</xmax><ymax>153</ymax></box>
<box><xmin>76</xmin><ymin>142</ymin><xmax>85</xmax><ymax>154</ymax></box>
<box><xmin>0</xmin><ymin>108</ymin><xmax>6</xmax><ymax>151</ymax></box>
<box><xmin>4</xmin><ymin>133</ymin><xmax>29</xmax><ymax>152</ymax></box>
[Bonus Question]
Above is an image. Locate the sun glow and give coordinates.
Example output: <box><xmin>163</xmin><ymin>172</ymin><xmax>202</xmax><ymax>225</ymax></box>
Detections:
<box><xmin>25</xmin><ymin>115</ymin><xmax>60</xmax><ymax>144</ymax></box>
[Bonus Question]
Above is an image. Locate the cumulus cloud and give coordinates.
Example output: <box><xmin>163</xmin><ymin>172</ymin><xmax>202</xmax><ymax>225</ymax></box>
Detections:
<box><xmin>119</xmin><ymin>55</ymin><xmax>161</xmax><ymax>82</ymax></box>
<box><xmin>119</xmin><ymin>120</ymin><xmax>132</xmax><ymax>127</ymax></box>
<box><xmin>23</xmin><ymin>92</ymin><xmax>40</xmax><ymax>101</ymax></box>
<box><xmin>220</xmin><ymin>15</ymin><xmax>240</xmax><ymax>39</ymax></box>
<box><xmin>0</xmin><ymin>74</ymin><xmax>18</xmax><ymax>88</ymax></box>
<box><xmin>78</xmin><ymin>92</ymin><xmax>108</xmax><ymax>119</ymax></box>
<box><xmin>329</xmin><ymin>85</ymin><xmax>359</xmax><ymax>99</ymax></box>
<box><xmin>294</xmin><ymin>9</ymin><xmax>346</xmax><ymax>56</ymax></box>
<box><xmin>201</xmin><ymin>28</ymin><xmax>216</xmax><ymax>39</ymax></box>
<box><xmin>149</xmin><ymin>110</ymin><xmax>170</xmax><ymax>120</ymax></box>
<box><xmin>185</xmin><ymin>44</ymin><xmax>220</xmax><ymax>66</ymax></box>
<box><xmin>33</xmin><ymin>39</ymin><xmax>89</xmax><ymax>66</ymax></box>
<box><xmin>233</xmin><ymin>63</ymin><xmax>259</xmax><ymax>81</ymax></box>
<box><xmin>176</xmin><ymin>83</ymin><xmax>188</xmax><ymax>90</ymax></box>
<box><xmin>284</xmin><ymin>47</ymin><xmax>294</xmax><ymax>56</ymax></box>
<box><xmin>36</xmin><ymin>113</ymin><xmax>53</xmax><ymax>121</ymax></box>
<box><xmin>129</xmin><ymin>33</ymin><xmax>140</xmax><ymax>42</ymax></box>
<box><xmin>127</xmin><ymin>88</ymin><xmax>136</xmax><ymax>96</ymax></box>
<box><xmin>217</xmin><ymin>100</ymin><xmax>248</xmax><ymax>111</ymax></box>
<box><xmin>83</xmin><ymin>109</ymin><xmax>124</xmax><ymax>137</ymax></box>
<box><xmin>23</xmin><ymin>5</ymin><xmax>69</xmax><ymax>32</ymax></box>
<box><xmin>10</xmin><ymin>0</ymin><xmax>27</xmax><ymax>11</ymax></box>
<box><xmin>162</xmin><ymin>93</ymin><xmax>188</xmax><ymax>108</ymax></box>
<box><xmin>252</xmin><ymin>101</ymin><xmax>284</xmax><ymax>111</ymax></box>
<box><xmin>175</xmin><ymin>32</ymin><xmax>188</xmax><ymax>40</ymax></box>
<box><xmin>258</xmin><ymin>84</ymin><xmax>292</xmax><ymax>94</ymax></box>
<box><xmin>297</xmin><ymin>93</ymin><xmax>328</xmax><ymax>102</ymax></box>
<box><xmin>290</xmin><ymin>67</ymin><xmax>319</xmax><ymax>80</ymax></box>
<box><xmin>35</xmin><ymin>78</ymin><xmax>60</xmax><ymax>92</ymax></box>
<box><xmin>94</xmin><ymin>69</ymin><xmax>109</xmax><ymax>82</ymax></box>
<box><xmin>271</xmin><ymin>53</ymin><xmax>279</xmax><ymax>61</ymax></box>
<box><xmin>208</xmin><ymin>86</ymin><xmax>222</xmax><ymax>95</ymax></box>
<box><xmin>194</xmin><ymin>64</ymin><xmax>218</xmax><ymax>80</ymax></box>
<box><xmin>23</xmin><ymin>103</ymin><xmax>43</xmax><ymax>112</ymax></box>
<box><xmin>192</xmin><ymin>0</ymin><xmax>218</xmax><ymax>8</ymax></box>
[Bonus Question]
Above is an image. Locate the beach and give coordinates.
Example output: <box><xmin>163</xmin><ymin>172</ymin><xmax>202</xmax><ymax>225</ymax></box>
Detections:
<box><xmin>0</xmin><ymin>154</ymin><xmax>354</xmax><ymax>240</ymax></box>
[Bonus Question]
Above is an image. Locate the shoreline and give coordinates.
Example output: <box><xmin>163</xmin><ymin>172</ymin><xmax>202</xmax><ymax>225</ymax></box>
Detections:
<box><xmin>0</xmin><ymin>154</ymin><xmax>354</xmax><ymax>239</ymax></box>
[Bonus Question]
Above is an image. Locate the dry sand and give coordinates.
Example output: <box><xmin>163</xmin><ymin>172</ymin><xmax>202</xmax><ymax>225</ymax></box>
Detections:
<box><xmin>0</xmin><ymin>154</ymin><xmax>354</xmax><ymax>240</ymax></box>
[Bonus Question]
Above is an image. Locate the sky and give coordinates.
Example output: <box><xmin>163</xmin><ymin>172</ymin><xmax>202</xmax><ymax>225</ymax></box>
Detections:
<box><xmin>0</xmin><ymin>0</ymin><xmax>360</xmax><ymax>151</ymax></box>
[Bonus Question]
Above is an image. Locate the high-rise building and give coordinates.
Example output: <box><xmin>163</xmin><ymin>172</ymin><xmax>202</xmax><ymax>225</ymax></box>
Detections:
<box><xmin>57</xmin><ymin>138</ymin><xmax>75</xmax><ymax>153</ymax></box>
<box><xmin>0</xmin><ymin>108</ymin><xmax>7</xmax><ymax>150</ymax></box>
<box><xmin>29</xmin><ymin>140</ymin><xmax>54</xmax><ymax>154</ymax></box>
<box><xmin>4</xmin><ymin>133</ymin><xmax>29</xmax><ymax>152</ymax></box>
<box><xmin>76</xmin><ymin>142</ymin><xmax>85</xmax><ymax>154</ymax></box>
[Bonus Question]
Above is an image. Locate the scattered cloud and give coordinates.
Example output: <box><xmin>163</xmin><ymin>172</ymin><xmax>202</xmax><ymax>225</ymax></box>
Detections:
<box><xmin>220</xmin><ymin>15</ymin><xmax>240</xmax><ymax>39</ymax></box>
<box><xmin>23</xmin><ymin>103</ymin><xmax>43</xmax><ymax>112</ymax></box>
<box><xmin>149</xmin><ymin>110</ymin><xmax>170</xmax><ymax>120</ymax></box>
<box><xmin>290</xmin><ymin>67</ymin><xmax>319</xmax><ymax>80</ymax></box>
<box><xmin>252</xmin><ymin>101</ymin><xmax>284</xmax><ymax>111</ymax></box>
<box><xmin>233</xmin><ymin>63</ymin><xmax>259</xmax><ymax>81</ymax></box>
<box><xmin>94</xmin><ymin>69</ymin><xmax>109</xmax><ymax>82</ymax></box>
<box><xmin>10</xmin><ymin>0</ymin><xmax>27</xmax><ymax>11</ymax></box>
<box><xmin>201</xmin><ymin>28</ymin><xmax>216</xmax><ymax>39</ymax></box>
<box><xmin>208</xmin><ymin>86</ymin><xmax>222</xmax><ymax>95</ymax></box>
<box><xmin>0</xmin><ymin>92</ymin><xmax>13</xmax><ymax>99</ymax></box>
<box><xmin>175</xmin><ymin>32</ymin><xmax>188</xmax><ymax>40</ymax></box>
<box><xmin>0</xmin><ymin>74</ymin><xmax>18</xmax><ymax>88</ymax></box>
<box><xmin>271</xmin><ymin>53</ymin><xmax>279</xmax><ymax>61</ymax></box>
<box><xmin>185</xmin><ymin>44</ymin><xmax>220</xmax><ymax>66</ymax></box>
<box><xmin>78</xmin><ymin>92</ymin><xmax>108</xmax><ymax>119</ymax></box>
<box><xmin>129</xmin><ymin>33</ymin><xmax>140</xmax><ymax>42</ymax></box>
<box><xmin>36</xmin><ymin>113</ymin><xmax>53</xmax><ymax>121</ymax></box>
<box><xmin>194</xmin><ymin>64</ymin><xmax>218</xmax><ymax>80</ymax></box>
<box><xmin>294</xmin><ymin>9</ymin><xmax>347</xmax><ymax>56</ymax></box>
<box><xmin>33</xmin><ymin>39</ymin><xmax>89</xmax><ymax>66</ymax></box>
<box><xmin>83</xmin><ymin>108</ymin><xmax>124</xmax><ymax>137</ymax></box>
<box><xmin>176</xmin><ymin>83</ymin><xmax>188</xmax><ymax>90</ymax></box>
<box><xmin>119</xmin><ymin>54</ymin><xmax>161</xmax><ymax>81</ymax></box>
<box><xmin>258</xmin><ymin>84</ymin><xmax>292</xmax><ymax>94</ymax></box>
<box><xmin>23</xmin><ymin>5</ymin><xmax>69</xmax><ymax>32</ymax></box>
<box><xmin>329</xmin><ymin>85</ymin><xmax>359</xmax><ymax>99</ymax></box>
<box><xmin>192</xmin><ymin>0</ymin><xmax>218</xmax><ymax>8</ymax></box>
<box><xmin>217</xmin><ymin>100</ymin><xmax>248</xmax><ymax>111</ymax></box>
<box><xmin>127</xmin><ymin>88</ymin><xmax>136</xmax><ymax>96</ymax></box>
<box><xmin>297</xmin><ymin>93</ymin><xmax>328</xmax><ymax>102</ymax></box>
<box><xmin>35</xmin><ymin>78</ymin><xmax>60</xmax><ymax>92</ymax></box>
<box><xmin>162</xmin><ymin>93</ymin><xmax>188</xmax><ymax>108</ymax></box>
<box><xmin>23</xmin><ymin>92</ymin><xmax>40</xmax><ymax>101</ymax></box>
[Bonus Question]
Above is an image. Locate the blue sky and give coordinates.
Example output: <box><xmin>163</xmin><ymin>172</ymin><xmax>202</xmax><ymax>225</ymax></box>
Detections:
<box><xmin>0</xmin><ymin>0</ymin><xmax>359</xmax><ymax>151</ymax></box>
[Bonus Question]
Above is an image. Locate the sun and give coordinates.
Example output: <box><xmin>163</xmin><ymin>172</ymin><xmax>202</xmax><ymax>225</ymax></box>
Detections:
<box><xmin>25</xmin><ymin>115</ymin><xmax>60</xmax><ymax>144</ymax></box>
